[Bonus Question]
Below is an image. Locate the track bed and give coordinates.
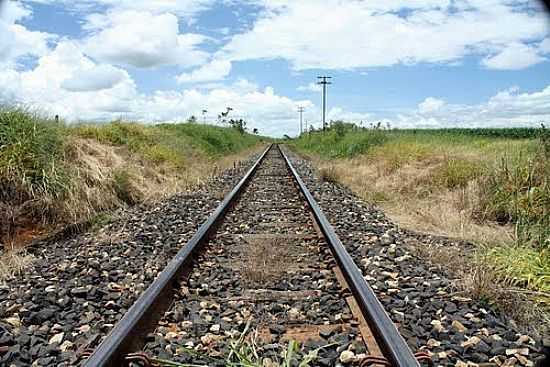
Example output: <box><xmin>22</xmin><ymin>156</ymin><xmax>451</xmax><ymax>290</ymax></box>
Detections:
<box><xmin>141</xmin><ymin>148</ymin><xmax>368</xmax><ymax>365</ymax></box>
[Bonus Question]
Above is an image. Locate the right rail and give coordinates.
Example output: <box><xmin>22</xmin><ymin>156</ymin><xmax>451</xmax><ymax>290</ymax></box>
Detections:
<box><xmin>280</xmin><ymin>145</ymin><xmax>421</xmax><ymax>367</ymax></box>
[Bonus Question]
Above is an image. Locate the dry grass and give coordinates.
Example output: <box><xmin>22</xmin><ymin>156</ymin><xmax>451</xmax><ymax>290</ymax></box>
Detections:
<box><xmin>298</xmin><ymin>139</ymin><xmax>550</xmax><ymax>331</ymax></box>
<box><xmin>239</xmin><ymin>236</ymin><xmax>292</xmax><ymax>286</ymax></box>
<box><xmin>313</xmin><ymin>153</ymin><xmax>514</xmax><ymax>247</ymax></box>
<box><xmin>0</xmin><ymin>249</ymin><xmax>34</xmax><ymax>282</ymax></box>
<box><xmin>1</xmin><ymin>135</ymin><xmax>266</xmax><ymax>248</ymax></box>
<box><xmin>408</xmin><ymin>238</ymin><xmax>549</xmax><ymax>335</ymax></box>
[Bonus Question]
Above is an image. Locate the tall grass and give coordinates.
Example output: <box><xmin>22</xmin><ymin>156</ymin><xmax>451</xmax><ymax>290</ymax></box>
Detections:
<box><xmin>0</xmin><ymin>107</ymin><xmax>264</xmax><ymax>246</ymax></box>
<box><xmin>291</xmin><ymin>124</ymin><xmax>550</xmax><ymax>302</ymax></box>
<box><xmin>294</xmin><ymin>126</ymin><xmax>387</xmax><ymax>158</ymax></box>
<box><xmin>0</xmin><ymin>107</ymin><xmax>69</xmax><ymax>203</ymax></box>
<box><xmin>0</xmin><ymin>108</ymin><xmax>70</xmax><ymax>243</ymax></box>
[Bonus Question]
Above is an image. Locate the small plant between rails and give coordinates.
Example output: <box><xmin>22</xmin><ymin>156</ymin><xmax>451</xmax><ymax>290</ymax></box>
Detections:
<box><xmin>81</xmin><ymin>144</ymin><xmax>430</xmax><ymax>367</ymax></box>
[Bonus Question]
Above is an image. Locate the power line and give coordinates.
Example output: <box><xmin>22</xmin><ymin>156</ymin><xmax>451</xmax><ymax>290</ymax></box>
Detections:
<box><xmin>317</xmin><ymin>76</ymin><xmax>332</xmax><ymax>130</ymax></box>
<box><xmin>297</xmin><ymin>106</ymin><xmax>305</xmax><ymax>136</ymax></box>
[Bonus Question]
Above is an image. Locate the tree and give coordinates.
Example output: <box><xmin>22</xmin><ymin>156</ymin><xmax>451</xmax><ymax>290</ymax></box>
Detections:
<box><xmin>187</xmin><ymin>115</ymin><xmax>197</xmax><ymax>123</ymax></box>
<box><xmin>252</xmin><ymin>128</ymin><xmax>259</xmax><ymax>134</ymax></box>
<box><xmin>228</xmin><ymin>118</ymin><xmax>247</xmax><ymax>134</ymax></box>
<box><xmin>217</xmin><ymin>107</ymin><xmax>233</xmax><ymax>125</ymax></box>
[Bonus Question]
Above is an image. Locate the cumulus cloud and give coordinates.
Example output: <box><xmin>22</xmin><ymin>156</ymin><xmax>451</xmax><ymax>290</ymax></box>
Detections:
<box><xmin>398</xmin><ymin>86</ymin><xmax>550</xmax><ymax>128</ymax></box>
<box><xmin>0</xmin><ymin>1</ymin><xmax>55</xmax><ymax>64</ymax></box>
<box><xmin>418</xmin><ymin>97</ymin><xmax>446</xmax><ymax>114</ymax></box>
<box><xmin>84</xmin><ymin>10</ymin><xmax>208</xmax><ymax>68</ymax></box>
<box><xmin>297</xmin><ymin>82</ymin><xmax>322</xmax><ymax>93</ymax></box>
<box><xmin>61</xmin><ymin>64</ymin><xmax>128</xmax><ymax>92</ymax></box>
<box><xmin>0</xmin><ymin>42</ymin><xmax>317</xmax><ymax>136</ymax></box>
<box><xmin>482</xmin><ymin>43</ymin><xmax>546</xmax><ymax>70</ymax></box>
<box><xmin>0</xmin><ymin>41</ymin><xmax>137</xmax><ymax>120</ymax></box>
<box><xmin>222</xmin><ymin>0</ymin><xmax>548</xmax><ymax>70</ymax></box>
<box><xmin>176</xmin><ymin>59</ymin><xmax>232</xmax><ymax>83</ymax></box>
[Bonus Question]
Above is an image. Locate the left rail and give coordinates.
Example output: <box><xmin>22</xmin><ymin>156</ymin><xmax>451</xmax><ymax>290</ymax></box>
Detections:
<box><xmin>83</xmin><ymin>144</ymin><xmax>272</xmax><ymax>367</ymax></box>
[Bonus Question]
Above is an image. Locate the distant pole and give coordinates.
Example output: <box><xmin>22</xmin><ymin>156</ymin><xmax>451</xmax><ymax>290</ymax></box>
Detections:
<box><xmin>202</xmin><ymin>109</ymin><xmax>207</xmax><ymax>124</ymax></box>
<box><xmin>297</xmin><ymin>106</ymin><xmax>305</xmax><ymax>136</ymax></box>
<box><xmin>317</xmin><ymin>76</ymin><xmax>332</xmax><ymax>130</ymax></box>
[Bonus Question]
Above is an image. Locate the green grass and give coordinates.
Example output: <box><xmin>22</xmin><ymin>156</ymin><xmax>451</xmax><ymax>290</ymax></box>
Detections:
<box><xmin>0</xmin><ymin>107</ymin><xmax>264</xmax><ymax>243</ymax></box>
<box><xmin>158</xmin><ymin>123</ymin><xmax>263</xmax><ymax>157</ymax></box>
<box><xmin>485</xmin><ymin>245</ymin><xmax>550</xmax><ymax>298</ymax></box>
<box><xmin>0</xmin><ymin>107</ymin><xmax>69</xmax><ymax>204</ymax></box>
<box><xmin>293</xmin><ymin>126</ymin><xmax>387</xmax><ymax>158</ymax></box>
<box><xmin>146</xmin><ymin>320</ymin><xmax>334</xmax><ymax>367</ymax></box>
<box><xmin>292</xmin><ymin>124</ymin><xmax>550</xmax><ymax>298</ymax></box>
<box><xmin>431</xmin><ymin>158</ymin><xmax>484</xmax><ymax>189</ymax></box>
<box><xmin>73</xmin><ymin>121</ymin><xmax>263</xmax><ymax>167</ymax></box>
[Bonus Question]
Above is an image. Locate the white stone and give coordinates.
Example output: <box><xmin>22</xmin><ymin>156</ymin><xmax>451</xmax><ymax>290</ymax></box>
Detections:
<box><xmin>49</xmin><ymin>332</ymin><xmax>64</xmax><ymax>345</ymax></box>
<box><xmin>339</xmin><ymin>350</ymin><xmax>355</xmax><ymax>363</ymax></box>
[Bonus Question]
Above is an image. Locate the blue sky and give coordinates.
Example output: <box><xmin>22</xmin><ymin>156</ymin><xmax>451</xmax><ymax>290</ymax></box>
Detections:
<box><xmin>1</xmin><ymin>0</ymin><xmax>550</xmax><ymax>136</ymax></box>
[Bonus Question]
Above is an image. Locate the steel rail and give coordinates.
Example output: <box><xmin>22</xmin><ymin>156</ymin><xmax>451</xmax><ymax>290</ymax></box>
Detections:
<box><xmin>83</xmin><ymin>144</ymin><xmax>273</xmax><ymax>367</ymax></box>
<box><xmin>279</xmin><ymin>145</ymin><xmax>421</xmax><ymax>367</ymax></box>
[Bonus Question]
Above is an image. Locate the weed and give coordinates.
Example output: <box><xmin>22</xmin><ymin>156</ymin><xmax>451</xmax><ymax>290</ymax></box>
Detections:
<box><xmin>112</xmin><ymin>169</ymin><xmax>139</xmax><ymax>205</ymax></box>
<box><xmin>318</xmin><ymin>166</ymin><xmax>339</xmax><ymax>183</ymax></box>
<box><xmin>292</xmin><ymin>125</ymin><xmax>549</xmax><ymax>323</ymax></box>
<box><xmin>0</xmin><ymin>106</ymin><xmax>69</xmax><ymax>203</ymax></box>
<box><xmin>431</xmin><ymin>158</ymin><xmax>483</xmax><ymax>189</ymax></box>
<box><xmin>149</xmin><ymin>320</ymin><xmax>335</xmax><ymax>367</ymax></box>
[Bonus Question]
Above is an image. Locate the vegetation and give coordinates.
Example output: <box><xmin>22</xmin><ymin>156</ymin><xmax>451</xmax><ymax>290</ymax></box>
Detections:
<box><xmin>294</xmin><ymin>122</ymin><xmax>387</xmax><ymax>158</ymax></box>
<box><xmin>145</xmin><ymin>321</ymin><xmax>333</xmax><ymax>367</ymax></box>
<box><xmin>292</xmin><ymin>122</ymin><xmax>549</xmax><ymax>322</ymax></box>
<box><xmin>0</xmin><ymin>106</ymin><xmax>264</xmax><ymax>247</ymax></box>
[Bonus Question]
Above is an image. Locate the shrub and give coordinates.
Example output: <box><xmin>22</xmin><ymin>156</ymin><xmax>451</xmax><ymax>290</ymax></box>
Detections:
<box><xmin>112</xmin><ymin>169</ymin><xmax>139</xmax><ymax>205</ymax></box>
<box><xmin>477</xmin><ymin>154</ymin><xmax>549</xmax><ymax>249</ymax></box>
<box><xmin>431</xmin><ymin>158</ymin><xmax>483</xmax><ymax>189</ymax></box>
<box><xmin>319</xmin><ymin>166</ymin><xmax>339</xmax><ymax>183</ymax></box>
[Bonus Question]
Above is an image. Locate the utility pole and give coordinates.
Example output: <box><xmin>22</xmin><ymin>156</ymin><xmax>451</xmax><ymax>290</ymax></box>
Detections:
<box><xmin>202</xmin><ymin>109</ymin><xmax>207</xmax><ymax>124</ymax></box>
<box><xmin>297</xmin><ymin>106</ymin><xmax>305</xmax><ymax>136</ymax></box>
<box><xmin>317</xmin><ymin>76</ymin><xmax>332</xmax><ymax>130</ymax></box>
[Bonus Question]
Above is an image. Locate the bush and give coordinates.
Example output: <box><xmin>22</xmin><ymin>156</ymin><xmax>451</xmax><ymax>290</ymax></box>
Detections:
<box><xmin>431</xmin><ymin>158</ymin><xmax>483</xmax><ymax>189</ymax></box>
<box><xmin>477</xmin><ymin>152</ymin><xmax>549</xmax><ymax>250</ymax></box>
<box><xmin>112</xmin><ymin>169</ymin><xmax>139</xmax><ymax>205</ymax></box>
<box><xmin>319</xmin><ymin>166</ymin><xmax>339</xmax><ymax>183</ymax></box>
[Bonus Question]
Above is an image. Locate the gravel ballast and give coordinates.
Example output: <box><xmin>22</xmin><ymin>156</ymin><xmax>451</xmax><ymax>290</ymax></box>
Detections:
<box><xmin>0</xmin><ymin>157</ymin><xmax>259</xmax><ymax>366</ymax></box>
<box><xmin>1</xmin><ymin>145</ymin><xmax>547</xmax><ymax>367</ymax></box>
<box><xmin>283</xmin><ymin>147</ymin><xmax>548</xmax><ymax>367</ymax></box>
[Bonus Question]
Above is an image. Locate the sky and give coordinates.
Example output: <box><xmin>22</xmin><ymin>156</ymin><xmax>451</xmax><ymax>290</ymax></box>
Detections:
<box><xmin>0</xmin><ymin>0</ymin><xmax>550</xmax><ymax>136</ymax></box>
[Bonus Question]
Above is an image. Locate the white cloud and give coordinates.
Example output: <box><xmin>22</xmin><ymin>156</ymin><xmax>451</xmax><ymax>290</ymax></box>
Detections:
<box><xmin>29</xmin><ymin>0</ymin><xmax>215</xmax><ymax>19</ymax></box>
<box><xmin>0</xmin><ymin>1</ymin><xmax>55</xmax><ymax>64</ymax></box>
<box><xmin>61</xmin><ymin>64</ymin><xmax>128</xmax><ymax>92</ymax></box>
<box><xmin>0</xmin><ymin>43</ymin><xmax>319</xmax><ymax>136</ymax></box>
<box><xmin>222</xmin><ymin>0</ymin><xmax>549</xmax><ymax>70</ymax></box>
<box><xmin>482</xmin><ymin>42</ymin><xmax>545</xmax><ymax>70</ymax></box>
<box><xmin>176</xmin><ymin>59</ymin><xmax>232</xmax><ymax>83</ymax></box>
<box><xmin>398</xmin><ymin>86</ymin><xmax>550</xmax><ymax>128</ymax></box>
<box><xmin>0</xmin><ymin>40</ymin><xmax>137</xmax><ymax>120</ymax></box>
<box><xmin>84</xmin><ymin>10</ymin><xmax>208</xmax><ymax>68</ymax></box>
<box><xmin>540</xmin><ymin>38</ymin><xmax>550</xmax><ymax>54</ymax></box>
<box><xmin>297</xmin><ymin>82</ymin><xmax>321</xmax><ymax>93</ymax></box>
<box><xmin>418</xmin><ymin>97</ymin><xmax>446</xmax><ymax>113</ymax></box>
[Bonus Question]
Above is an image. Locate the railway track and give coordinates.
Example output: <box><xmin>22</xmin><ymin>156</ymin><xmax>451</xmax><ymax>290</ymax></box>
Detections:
<box><xmin>82</xmin><ymin>144</ymin><xmax>429</xmax><ymax>367</ymax></box>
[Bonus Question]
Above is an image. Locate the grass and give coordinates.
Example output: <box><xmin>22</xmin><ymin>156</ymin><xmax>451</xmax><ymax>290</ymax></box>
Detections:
<box><xmin>146</xmin><ymin>320</ymin><xmax>335</xmax><ymax>367</ymax></box>
<box><xmin>293</xmin><ymin>123</ymin><xmax>387</xmax><ymax>158</ymax></box>
<box><xmin>291</xmin><ymin>124</ymin><xmax>550</xmax><ymax>326</ymax></box>
<box><xmin>0</xmin><ymin>106</ymin><xmax>265</xmax><ymax>248</ymax></box>
<box><xmin>0</xmin><ymin>249</ymin><xmax>34</xmax><ymax>281</ymax></box>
